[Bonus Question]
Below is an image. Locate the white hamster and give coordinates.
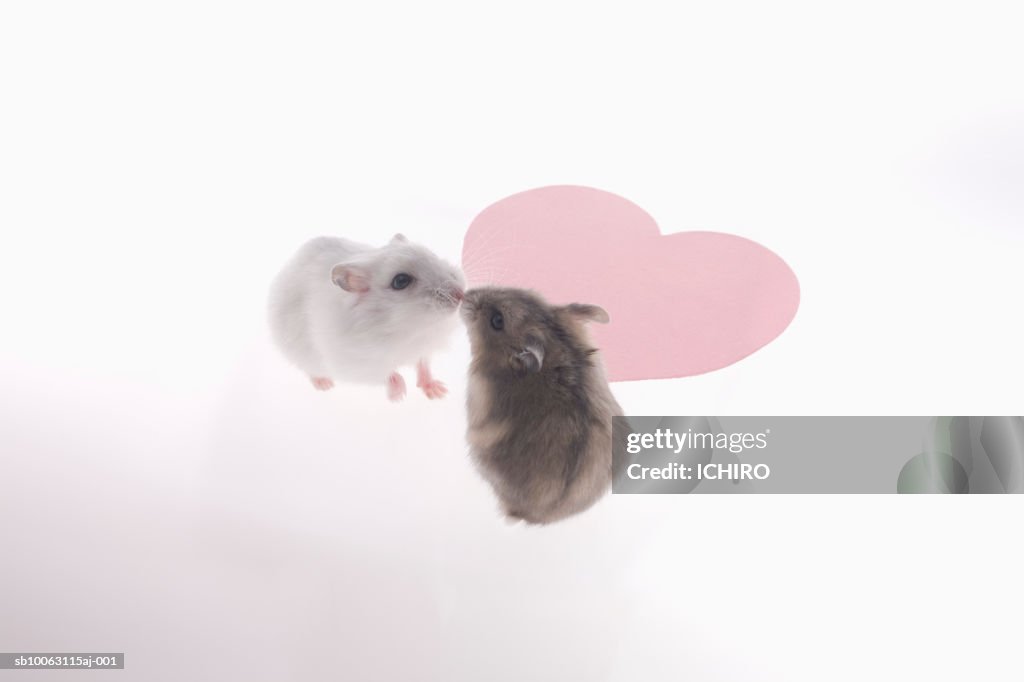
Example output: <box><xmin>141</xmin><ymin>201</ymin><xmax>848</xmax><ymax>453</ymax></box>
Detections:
<box><xmin>268</xmin><ymin>234</ymin><xmax>466</xmax><ymax>401</ymax></box>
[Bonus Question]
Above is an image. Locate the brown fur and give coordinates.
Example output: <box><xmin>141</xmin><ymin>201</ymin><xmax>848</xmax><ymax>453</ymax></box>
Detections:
<box><xmin>461</xmin><ymin>287</ymin><xmax>626</xmax><ymax>524</ymax></box>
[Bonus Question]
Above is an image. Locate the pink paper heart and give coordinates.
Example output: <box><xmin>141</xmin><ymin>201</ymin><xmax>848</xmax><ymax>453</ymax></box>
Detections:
<box><xmin>462</xmin><ymin>185</ymin><xmax>800</xmax><ymax>382</ymax></box>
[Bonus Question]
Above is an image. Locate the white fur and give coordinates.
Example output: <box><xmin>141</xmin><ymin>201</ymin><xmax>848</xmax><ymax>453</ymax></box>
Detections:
<box><xmin>268</xmin><ymin>235</ymin><xmax>465</xmax><ymax>386</ymax></box>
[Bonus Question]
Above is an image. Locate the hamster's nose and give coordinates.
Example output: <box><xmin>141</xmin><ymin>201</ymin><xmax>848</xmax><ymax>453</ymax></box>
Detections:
<box><xmin>451</xmin><ymin>287</ymin><xmax>465</xmax><ymax>303</ymax></box>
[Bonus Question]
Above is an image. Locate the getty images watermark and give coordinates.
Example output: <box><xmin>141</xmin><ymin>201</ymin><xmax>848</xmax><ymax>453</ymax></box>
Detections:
<box><xmin>622</xmin><ymin>423</ymin><xmax>771</xmax><ymax>483</ymax></box>
<box><xmin>612</xmin><ymin>416</ymin><xmax>1024</xmax><ymax>494</ymax></box>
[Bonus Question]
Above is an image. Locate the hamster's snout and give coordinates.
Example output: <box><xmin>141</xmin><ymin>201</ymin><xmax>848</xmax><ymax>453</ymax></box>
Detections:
<box><xmin>435</xmin><ymin>284</ymin><xmax>465</xmax><ymax>310</ymax></box>
<box><xmin>459</xmin><ymin>291</ymin><xmax>479</xmax><ymax>323</ymax></box>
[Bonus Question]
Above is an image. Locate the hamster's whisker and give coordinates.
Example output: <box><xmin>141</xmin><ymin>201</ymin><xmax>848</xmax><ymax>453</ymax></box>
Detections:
<box><xmin>460</xmin><ymin>243</ymin><xmax>520</xmax><ymax>278</ymax></box>
<box><xmin>465</xmin><ymin>266</ymin><xmax>496</xmax><ymax>286</ymax></box>
<box><xmin>463</xmin><ymin>226</ymin><xmax>510</xmax><ymax>264</ymax></box>
<box><xmin>469</xmin><ymin>261</ymin><xmax>515</xmax><ymax>287</ymax></box>
<box><xmin>465</xmin><ymin>221</ymin><xmax>527</xmax><ymax>280</ymax></box>
<box><xmin>461</xmin><ymin>244</ymin><xmax>518</xmax><ymax>273</ymax></box>
<box><xmin>463</xmin><ymin>254</ymin><xmax>516</xmax><ymax>285</ymax></box>
<box><xmin>434</xmin><ymin>288</ymin><xmax>462</xmax><ymax>307</ymax></box>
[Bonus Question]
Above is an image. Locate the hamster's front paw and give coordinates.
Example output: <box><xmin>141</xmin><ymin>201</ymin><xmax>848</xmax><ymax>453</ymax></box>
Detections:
<box><xmin>415</xmin><ymin>360</ymin><xmax>448</xmax><ymax>400</ymax></box>
<box><xmin>418</xmin><ymin>378</ymin><xmax>448</xmax><ymax>400</ymax></box>
<box><xmin>386</xmin><ymin>372</ymin><xmax>407</xmax><ymax>402</ymax></box>
<box><xmin>310</xmin><ymin>376</ymin><xmax>334</xmax><ymax>391</ymax></box>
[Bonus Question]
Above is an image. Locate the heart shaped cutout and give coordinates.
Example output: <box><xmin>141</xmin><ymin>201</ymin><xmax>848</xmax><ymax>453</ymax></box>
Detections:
<box><xmin>462</xmin><ymin>185</ymin><xmax>800</xmax><ymax>382</ymax></box>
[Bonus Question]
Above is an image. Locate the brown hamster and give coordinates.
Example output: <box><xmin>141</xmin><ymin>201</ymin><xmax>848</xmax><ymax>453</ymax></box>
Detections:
<box><xmin>460</xmin><ymin>287</ymin><xmax>626</xmax><ymax>524</ymax></box>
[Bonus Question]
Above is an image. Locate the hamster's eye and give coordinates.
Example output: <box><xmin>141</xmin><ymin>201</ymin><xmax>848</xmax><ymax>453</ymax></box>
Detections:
<box><xmin>490</xmin><ymin>311</ymin><xmax>504</xmax><ymax>331</ymax></box>
<box><xmin>390</xmin><ymin>273</ymin><xmax>413</xmax><ymax>290</ymax></box>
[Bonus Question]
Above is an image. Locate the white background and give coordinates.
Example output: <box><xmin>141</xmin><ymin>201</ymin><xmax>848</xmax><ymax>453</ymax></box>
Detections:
<box><xmin>1</xmin><ymin>1</ymin><xmax>1022</xmax><ymax>680</ymax></box>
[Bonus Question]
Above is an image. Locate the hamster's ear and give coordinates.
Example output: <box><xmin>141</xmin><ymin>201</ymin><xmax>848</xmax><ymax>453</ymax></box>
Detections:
<box><xmin>390</xmin><ymin>233</ymin><xmax>408</xmax><ymax>244</ymax></box>
<box><xmin>511</xmin><ymin>344</ymin><xmax>544</xmax><ymax>375</ymax></box>
<box><xmin>563</xmin><ymin>303</ymin><xmax>610</xmax><ymax>324</ymax></box>
<box><xmin>331</xmin><ymin>263</ymin><xmax>371</xmax><ymax>293</ymax></box>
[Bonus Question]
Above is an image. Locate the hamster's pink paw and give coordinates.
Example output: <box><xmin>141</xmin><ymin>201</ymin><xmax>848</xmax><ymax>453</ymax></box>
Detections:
<box><xmin>415</xmin><ymin>360</ymin><xmax>446</xmax><ymax>400</ymax></box>
<box><xmin>310</xmin><ymin>376</ymin><xmax>334</xmax><ymax>391</ymax></box>
<box><xmin>418</xmin><ymin>378</ymin><xmax>448</xmax><ymax>400</ymax></box>
<box><xmin>386</xmin><ymin>372</ymin><xmax>407</xmax><ymax>402</ymax></box>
